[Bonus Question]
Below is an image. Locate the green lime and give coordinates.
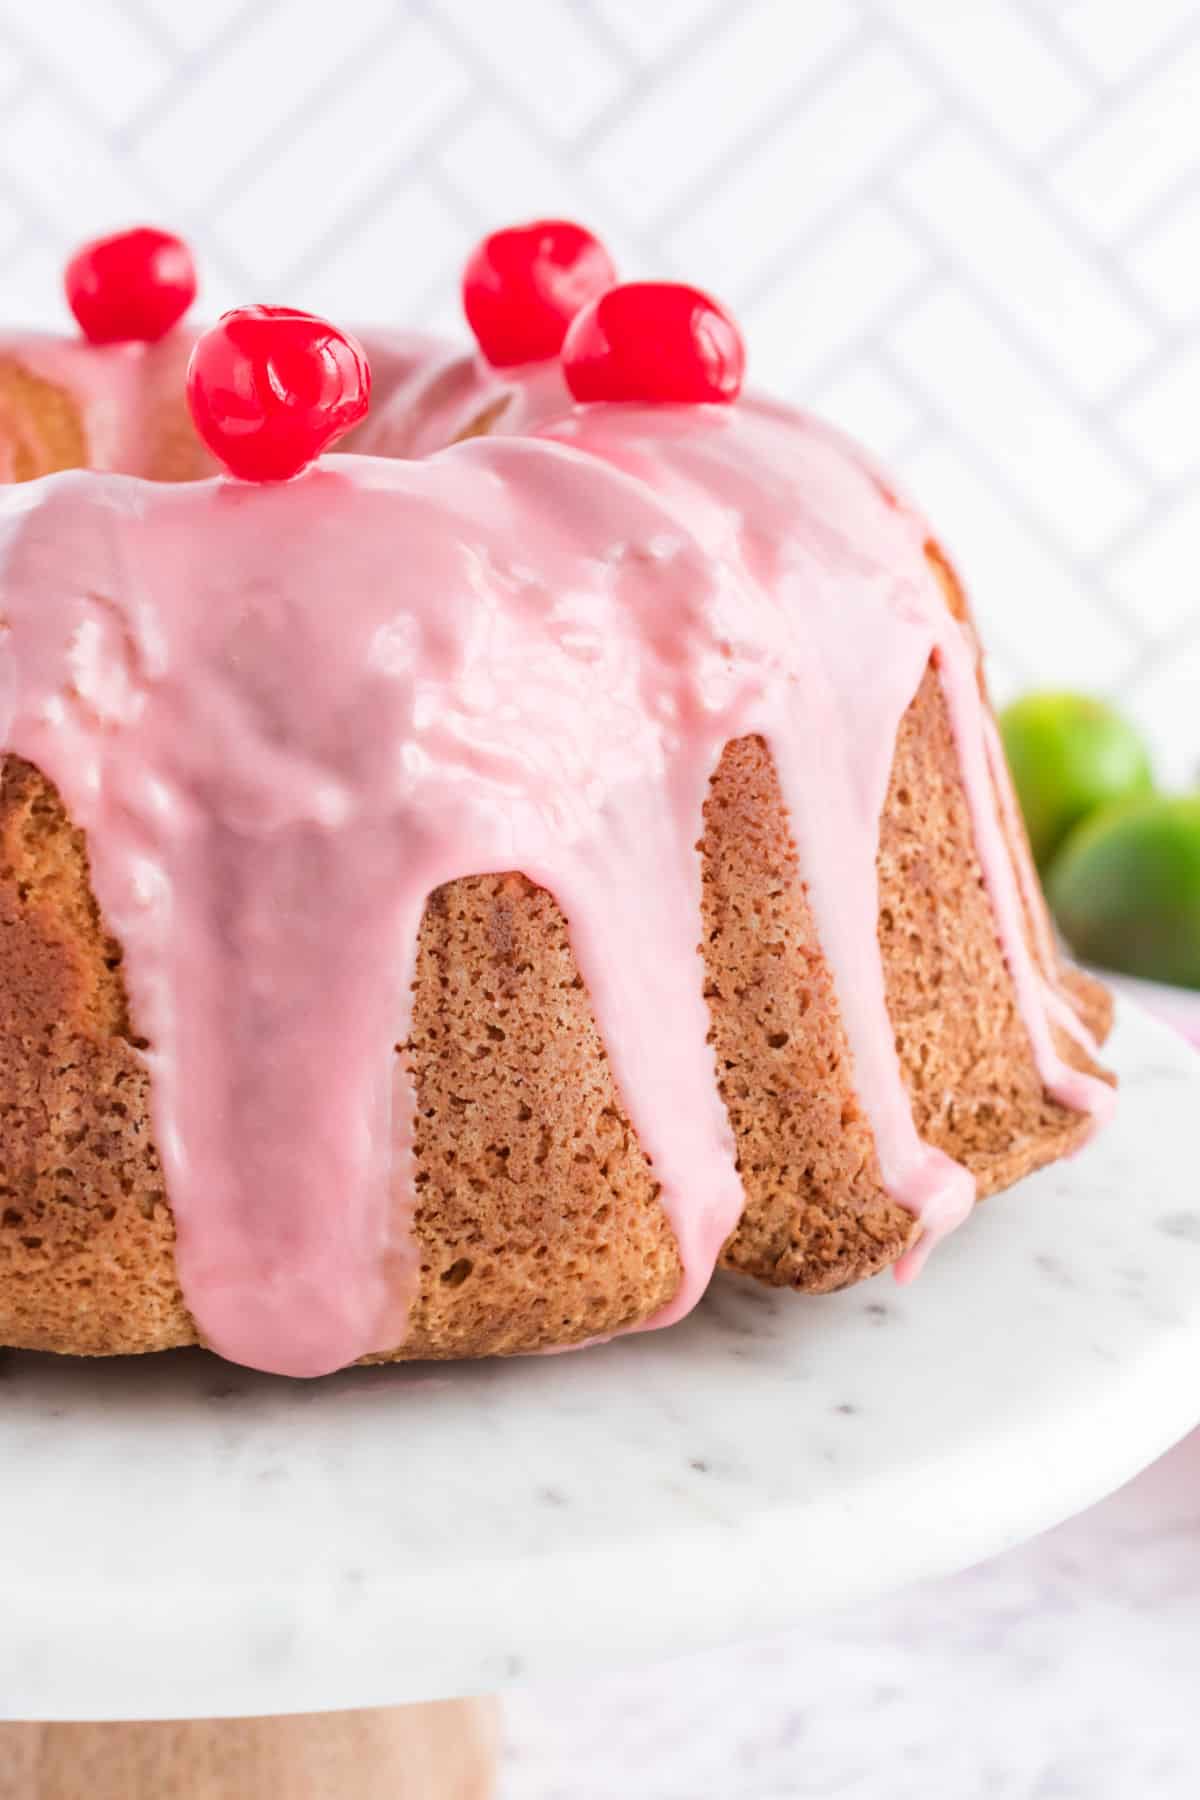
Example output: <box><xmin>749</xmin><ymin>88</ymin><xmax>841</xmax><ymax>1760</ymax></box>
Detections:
<box><xmin>1048</xmin><ymin>794</ymin><xmax>1200</xmax><ymax>991</ymax></box>
<box><xmin>999</xmin><ymin>692</ymin><xmax>1153</xmax><ymax>870</ymax></box>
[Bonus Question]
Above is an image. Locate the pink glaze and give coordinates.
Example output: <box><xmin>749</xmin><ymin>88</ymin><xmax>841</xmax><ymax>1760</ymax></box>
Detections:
<box><xmin>982</xmin><ymin>708</ymin><xmax>1107</xmax><ymax>1061</ymax></box>
<box><xmin>353</xmin><ymin>345</ymin><xmax>571</xmax><ymax>459</ymax></box>
<box><xmin>0</xmin><ymin>369</ymin><xmax>1113</xmax><ymax>1375</ymax></box>
<box><xmin>0</xmin><ymin>328</ymin><xmax>203</xmax><ymax>477</ymax></box>
<box><xmin>0</xmin><ymin>325</ymin><xmax>437</xmax><ymax>482</ymax></box>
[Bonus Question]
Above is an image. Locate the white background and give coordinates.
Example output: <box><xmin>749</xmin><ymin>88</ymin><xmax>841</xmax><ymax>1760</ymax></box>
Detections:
<box><xmin>0</xmin><ymin>0</ymin><xmax>1195</xmax><ymax>784</ymax></box>
<box><xmin>2</xmin><ymin>4</ymin><xmax>1196</xmax><ymax>1794</ymax></box>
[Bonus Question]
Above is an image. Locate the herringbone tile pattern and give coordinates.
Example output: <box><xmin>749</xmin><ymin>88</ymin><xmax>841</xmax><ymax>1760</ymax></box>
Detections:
<box><xmin>0</xmin><ymin>0</ymin><xmax>1194</xmax><ymax>779</ymax></box>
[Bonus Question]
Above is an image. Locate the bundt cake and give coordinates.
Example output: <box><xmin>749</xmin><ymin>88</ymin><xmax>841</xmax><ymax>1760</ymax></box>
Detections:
<box><xmin>0</xmin><ymin>222</ymin><xmax>1114</xmax><ymax>1377</ymax></box>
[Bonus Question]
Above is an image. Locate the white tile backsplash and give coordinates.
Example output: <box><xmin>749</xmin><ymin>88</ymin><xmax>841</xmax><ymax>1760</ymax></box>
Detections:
<box><xmin>582</xmin><ymin>0</ymin><xmax>855</xmax><ymax>226</ymax></box>
<box><xmin>1109</xmin><ymin>495</ymin><xmax>1200</xmax><ymax>645</ymax></box>
<box><xmin>665</xmin><ymin>42</ymin><xmax>934</xmax><ymax>283</ymax></box>
<box><xmin>1117</xmin><ymin>341</ymin><xmax>1200</xmax><ymax>484</ymax></box>
<box><xmin>133</xmin><ymin>0</ymin><xmax>398</xmax><ymax>209</ymax></box>
<box><xmin>898</xmin><ymin>125</ymin><xmax>1155</xmax><ymax>399</ymax></box>
<box><xmin>1057</xmin><ymin>0</ymin><xmax>1198</xmax><ymax>85</ymax></box>
<box><xmin>216</xmin><ymin>22</ymin><xmax>469</xmax><ymax>283</ymax></box>
<box><xmin>889</xmin><ymin>285</ymin><xmax>1144</xmax><ymax>555</ymax></box>
<box><xmin>437</xmin><ymin>0</ymin><xmax>627</xmax><ymax>139</ymax></box>
<box><xmin>6</xmin><ymin>1</ymin><xmax>167</xmax><ymax>128</ymax></box>
<box><xmin>1051</xmin><ymin>36</ymin><xmax>1200</xmax><ymax>241</ymax></box>
<box><xmin>880</xmin><ymin>0</ymin><xmax>1093</xmax><ymax>155</ymax></box>
<box><xmin>748</xmin><ymin>201</ymin><xmax>928</xmax><ymax>390</ymax></box>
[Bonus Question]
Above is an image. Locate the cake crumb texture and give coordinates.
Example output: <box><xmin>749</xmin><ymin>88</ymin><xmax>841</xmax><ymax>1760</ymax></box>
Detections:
<box><xmin>0</xmin><ymin>662</ymin><xmax>1110</xmax><ymax>1359</ymax></box>
<box><xmin>0</xmin><ymin>362</ymin><xmax>89</xmax><ymax>481</ymax></box>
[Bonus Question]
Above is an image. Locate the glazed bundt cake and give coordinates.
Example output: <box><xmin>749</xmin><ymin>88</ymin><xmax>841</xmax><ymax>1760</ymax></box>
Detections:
<box><xmin>0</xmin><ymin>223</ymin><xmax>1114</xmax><ymax>1377</ymax></box>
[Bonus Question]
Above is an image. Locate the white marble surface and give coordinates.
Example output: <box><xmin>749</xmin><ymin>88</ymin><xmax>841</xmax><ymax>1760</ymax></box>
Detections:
<box><xmin>0</xmin><ymin>1002</ymin><xmax>1198</xmax><ymax>1724</ymax></box>
<box><xmin>501</xmin><ymin>1425</ymin><xmax>1200</xmax><ymax>1799</ymax></box>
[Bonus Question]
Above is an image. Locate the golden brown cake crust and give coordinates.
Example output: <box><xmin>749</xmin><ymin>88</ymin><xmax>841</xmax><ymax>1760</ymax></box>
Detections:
<box><xmin>879</xmin><ymin>667</ymin><xmax>1111</xmax><ymax>1199</ymax></box>
<box><xmin>0</xmin><ymin>361</ymin><xmax>90</xmax><ymax>481</ymax></box>
<box><xmin>710</xmin><ymin>668</ymin><xmax>1112</xmax><ymax>1297</ymax></box>
<box><xmin>0</xmin><ymin>757</ymin><xmax>187</xmax><ymax>1354</ymax></box>
<box><xmin>702</xmin><ymin>737</ymin><xmax>917</xmax><ymax>1292</ymax></box>
<box><xmin>0</xmin><ymin>759</ymin><xmax>685</xmax><ymax>1360</ymax></box>
<box><xmin>0</xmin><ymin>659</ymin><xmax>1113</xmax><ymax>1360</ymax></box>
<box><xmin>388</xmin><ymin>873</ymin><xmax>681</xmax><ymax>1359</ymax></box>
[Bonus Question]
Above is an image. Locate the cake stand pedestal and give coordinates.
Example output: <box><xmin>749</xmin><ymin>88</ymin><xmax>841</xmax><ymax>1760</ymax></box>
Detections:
<box><xmin>0</xmin><ymin>1703</ymin><xmax>499</xmax><ymax>1798</ymax></box>
<box><xmin>1</xmin><ymin>1003</ymin><xmax>1198</xmax><ymax>1798</ymax></box>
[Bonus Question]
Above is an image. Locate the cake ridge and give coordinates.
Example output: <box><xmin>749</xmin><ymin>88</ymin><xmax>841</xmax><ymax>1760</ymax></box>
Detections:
<box><xmin>0</xmin><ymin>381</ymin><xmax>1112</xmax><ymax>1374</ymax></box>
<box><xmin>0</xmin><ymin>223</ymin><xmax>1115</xmax><ymax>1372</ymax></box>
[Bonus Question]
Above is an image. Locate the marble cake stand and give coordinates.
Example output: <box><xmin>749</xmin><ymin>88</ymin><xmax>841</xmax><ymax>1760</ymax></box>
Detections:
<box><xmin>1</xmin><ymin>1001</ymin><xmax>1198</xmax><ymax>1795</ymax></box>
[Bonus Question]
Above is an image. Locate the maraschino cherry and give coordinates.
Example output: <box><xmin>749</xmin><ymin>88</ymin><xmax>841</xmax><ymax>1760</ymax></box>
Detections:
<box><xmin>562</xmin><ymin>282</ymin><xmax>745</xmax><ymax>404</ymax></box>
<box><xmin>463</xmin><ymin>220</ymin><xmax>616</xmax><ymax>366</ymax></box>
<box><xmin>65</xmin><ymin>226</ymin><xmax>197</xmax><ymax>344</ymax></box>
<box><xmin>186</xmin><ymin>306</ymin><xmax>370</xmax><ymax>482</ymax></box>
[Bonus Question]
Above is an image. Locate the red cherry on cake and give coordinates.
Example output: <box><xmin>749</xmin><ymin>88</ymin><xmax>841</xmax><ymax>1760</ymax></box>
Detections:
<box><xmin>562</xmin><ymin>282</ymin><xmax>745</xmax><ymax>405</ymax></box>
<box><xmin>186</xmin><ymin>306</ymin><xmax>371</xmax><ymax>483</ymax></box>
<box><xmin>65</xmin><ymin>226</ymin><xmax>197</xmax><ymax>344</ymax></box>
<box><xmin>463</xmin><ymin>220</ymin><xmax>616</xmax><ymax>367</ymax></box>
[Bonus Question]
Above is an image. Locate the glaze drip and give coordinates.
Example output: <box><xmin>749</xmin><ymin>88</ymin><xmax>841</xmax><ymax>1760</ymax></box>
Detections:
<box><xmin>0</xmin><ymin>390</ymin><xmax>1112</xmax><ymax>1375</ymax></box>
